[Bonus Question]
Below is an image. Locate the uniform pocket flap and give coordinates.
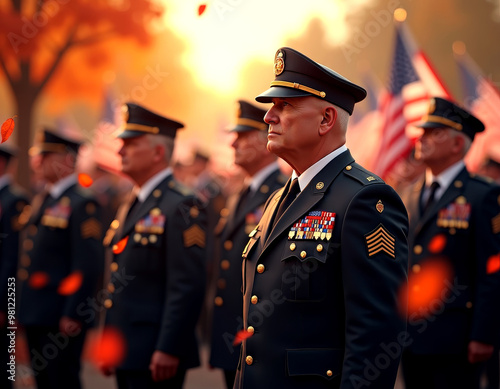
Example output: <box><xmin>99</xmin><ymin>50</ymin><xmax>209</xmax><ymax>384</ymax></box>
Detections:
<box><xmin>286</xmin><ymin>348</ymin><xmax>343</xmax><ymax>380</ymax></box>
<box><xmin>282</xmin><ymin>241</ymin><xmax>339</xmax><ymax>263</ymax></box>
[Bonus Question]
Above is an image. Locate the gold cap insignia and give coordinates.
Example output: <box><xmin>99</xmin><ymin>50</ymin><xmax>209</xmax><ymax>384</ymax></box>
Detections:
<box><xmin>428</xmin><ymin>98</ymin><xmax>436</xmax><ymax>114</ymax></box>
<box><xmin>274</xmin><ymin>50</ymin><xmax>285</xmax><ymax>76</ymax></box>
<box><xmin>122</xmin><ymin>104</ymin><xmax>129</xmax><ymax>123</ymax></box>
<box><xmin>376</xmin><ymin>200</ymin><xmax>384</xmax><ymax>213</ymax></box>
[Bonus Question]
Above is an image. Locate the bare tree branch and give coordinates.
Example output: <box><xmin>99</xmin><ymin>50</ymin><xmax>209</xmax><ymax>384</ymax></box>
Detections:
<box><xmin>0</xmin><ymin>54</ymin><xmax>15</xmax><ymax>92</ymax></box>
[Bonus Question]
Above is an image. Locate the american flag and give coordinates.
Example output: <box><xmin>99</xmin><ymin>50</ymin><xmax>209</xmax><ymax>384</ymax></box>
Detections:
<box><xmin>372</xmin><ymin>22</ymin><xmax>451</xmax><ymax>180</ymax></box>
<box><xmin>454</xmin><ymin>45</ymin><xmax>500</xmax><ymax>171</ymax></box>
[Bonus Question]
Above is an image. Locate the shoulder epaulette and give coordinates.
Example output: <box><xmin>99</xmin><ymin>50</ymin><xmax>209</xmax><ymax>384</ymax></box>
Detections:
<box><xmin>343</xmin><ymin>163</ymin><xmax>383</xmax><ymax>186</ymax></box>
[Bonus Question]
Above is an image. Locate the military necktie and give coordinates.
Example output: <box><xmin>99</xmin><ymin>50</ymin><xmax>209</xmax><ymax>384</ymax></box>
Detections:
<box><xmin>273</xmin><ymin>178</ymin><xmax>300</xmax><ymax>227</ymax></box>
<box><xmin>422</xmin><ymin>181</ymin><xmax>440</xmax><ymax>215</ymax></box>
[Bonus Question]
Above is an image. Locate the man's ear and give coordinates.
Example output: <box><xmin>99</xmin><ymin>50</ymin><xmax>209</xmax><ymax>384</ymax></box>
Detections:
<box><xmin>319</xmin><ymin>106</ymin><xmax>337</xmax><ymax>136</ymax></box>
<box><xmin>154</xmin><ymin>144</ymin><xmax>166</xmax><ymax>162</ymax></box>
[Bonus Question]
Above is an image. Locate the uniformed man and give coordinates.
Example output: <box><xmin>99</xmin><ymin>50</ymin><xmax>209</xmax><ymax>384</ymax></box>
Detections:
<box><xmin>234</xmin><ymin>47</ymin><xmax>409</xmax><ymax>388</ymax></box>
<box><xmin>18</xmin><ymin>129</ymin><xmax>104</xmax><ymax>389</ymax></box>
<box><xmin>400</xmin><ymin>97</ymin><xmax>500</xmax><ymax>389</ymax></box>
<box><xmin>0</xmin><ymin>144</ymin><xmax>29</xmax><ymax>389</ymax></box>
<box><xmin>101</xmin><ymin>103</ymin><xmax>207</xmax><ymax>389</ymax></box>
<box><xmin>209</xmin><ymin>100</ymin><xmax>286</xmax><ymax>388</ymax></box>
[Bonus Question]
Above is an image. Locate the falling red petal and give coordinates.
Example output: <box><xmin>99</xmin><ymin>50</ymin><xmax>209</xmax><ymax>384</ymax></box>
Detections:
<box><xmin>88</xmin><ymin>327</ymin><xmax>126</xmax><ymax>367</ymax></box>
<box><xmin>29</xmin><ymin>271</ymin><xmax>50</xmax><ymax>289</ymax></box>
<box><xmin>198</xmin><ymin>4</ymin><xmax>207</xmax><ymax>16</ymax></box>
<box><xmin>113</xmin><ymin>236</ymin><xmax>129</xmax><ymax>254</ymax></box>
<box><xmin>487</xmin><ymin>254</ymin><xmax>500</xmax><ymax>274</ymax></box>
<box><xmin>402</xmin><ymin>259</ymin><xmax>453</xmax><ymax>317</ymax></box>
<box><xmin>428</xmin><ymin>234</ymin><xmax>447</xmax><ymax>254</ymax></box>
<box><xmin>1</xmin><ymin>117</ymin><xmax>15</xmax><ymax>143</ymax></box>
<box><xmin>58</xmin><ymin>271</ymin><xmax>83</xmax><ymax>295</ymax></box>
<box><xmin>233</xmin><ymin>329</ymin><xmax>253</xmax><ymax>346</ymax></box>
<box><xmin>78</xmin><ymin>173</ymin><xmax>94</xmax><ymax>188</ymax></box>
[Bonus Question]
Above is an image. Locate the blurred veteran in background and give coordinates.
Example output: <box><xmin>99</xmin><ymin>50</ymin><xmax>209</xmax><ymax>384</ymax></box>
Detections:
<box><xmin>101</xmin><ymin>103</ymin><xmax>207</xmax><ymax>389</ymax></box>
<box><xmin>209</xmin><ymin>99</ymin><xmax>286</xmax><ymax>388</ymax></box>
<box><xmin>400</xmin><ymin>97</ymin><xmax>500</xmax><ymax>389</ymax></box>
<box><xmin>18</xmin><ymin>129</ymin><xmax>104</xmax><ymax>389</ymax></box>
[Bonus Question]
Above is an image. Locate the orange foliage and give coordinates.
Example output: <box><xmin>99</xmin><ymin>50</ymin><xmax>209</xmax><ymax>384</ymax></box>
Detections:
<box><xmin>1</xmin><ymin>116</ymin><xmax>15</xmax><ymax>143</ymax></box>
<box><xmin>487</xmin><ymin>253</ymin><xmax>500</xmax><ymax>274</ymax></box>
<box><xmin>88</xmin><ymin>327</ymin><xmax>126</xmax><ymax>367</ymax></box>
<box><xmin>113</xmin><ymin>236</ymin><xmax>129</xmax><ymax>254</ymax></box>
<box><xmin>57</xmin><ymin>271</ymin><xmax>84</xmax><ymax>296</ymax></box>
<box><xmin>428</xmin><ymin>234</ymin><xmax>447</xmax><ymax>254</ymax></box>
<box><xmin>29</xmin><ymin>271</ymin><xmax>50</xmax><ymax>289</ymax></box>
<box><xmin>402</xmin><ymin>259</ymin><xmax>453</xmax><ymax>317</ymax></box>
<box><xmin>78</xmin><ymin>173</ymin><xmax>93</xmax><ymax>188</ymax></box>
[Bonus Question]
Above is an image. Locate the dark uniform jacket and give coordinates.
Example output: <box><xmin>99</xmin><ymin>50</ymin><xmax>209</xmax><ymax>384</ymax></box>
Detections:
<box><xmin>210</xmin><ymin>168</ymin><xmax>286</xmax><ymax>370</ymax></box>
<box><xmin>400</xmin><ymin>167</ymin><xmax>500</xmax><ymax>354</ymax></box>
<box><xmin>104</xmin><ymin>174</ymin><xmax>207</xmax><ymax>371</ymax></box>
<box><xmin>234</xmin><ymin>150</ymin><xmax>409</xmax><ymax>389</ymax></box>
<box><xmin>19</xmin><ymin>182</ymin><xmax>103</xmax><ymax>327</ymax></box>
<box><xmin>0</xmin><ymin>180</ymin><xmax>28</xmax><ymax>317</ymax></box>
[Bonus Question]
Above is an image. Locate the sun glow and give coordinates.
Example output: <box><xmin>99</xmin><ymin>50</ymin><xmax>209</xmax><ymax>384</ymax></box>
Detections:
<box><xmin>162</xmin><ymin>0</ymin><xmax>370</xmax><ymax>92</ymax></box>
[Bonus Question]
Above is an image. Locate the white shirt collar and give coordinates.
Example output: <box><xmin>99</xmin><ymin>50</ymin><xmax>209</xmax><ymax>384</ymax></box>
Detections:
<box><xmin>0</xmin><ymin>175</ymin><xmax>11</xmax><ymax>190</ymax></box>
<box><xmin>425</xmin><ymin>160</ymin><xmax>465</xmax><ymax>199</ymax></box>
<box><xmin>248</xmin><ymin>162</ymin><xmax>280</xmax><ymax>193</ymax></box>
<box><xmin>137</xmin><ymin>167</ymin><xmax>173</xmax><ymax>202</ymax></box>
<box><xmin>292</xmin><ymin>145</ymin><xmax>348</xmax><ymax>191</ymax></box>
<box><xmin>49</xmin><ymin>174</ymin><xmax>77</xmax><ymax>198</ymax></box>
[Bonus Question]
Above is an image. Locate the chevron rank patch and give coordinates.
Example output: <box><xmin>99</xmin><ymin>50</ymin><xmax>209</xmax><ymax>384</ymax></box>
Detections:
<box><xmin>183</xmin><ymin>224</ymin><xmax>206</xmax><ymax>248</ymax></box>
<box><xmin>81</xmin><ymin>218</ymin><xmax>102</xmax><ymax>240</ymax></box>
<box><xmin>365</xmin><ymin>224</ymin><xmax>395</xmax><ymax>259</ymax></box>
<box><xmin>493</xmin><ymin>213</ymin><xmax>500</xmax><ymax>234</ymax></box>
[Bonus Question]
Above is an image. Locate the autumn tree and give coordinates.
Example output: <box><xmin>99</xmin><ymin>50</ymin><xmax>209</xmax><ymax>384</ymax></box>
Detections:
<box><xmin>0</xmin><ymin>0</ymin><xmax>163</xmax><ymax>190</ymax></box>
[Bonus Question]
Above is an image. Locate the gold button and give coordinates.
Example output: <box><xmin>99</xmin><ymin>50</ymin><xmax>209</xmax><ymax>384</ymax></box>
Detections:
<box><xmin>315</xmin><ymin>182</ymin><xmax>324</xmax><ymax>190</ymax></box>
<box><xmin>247</xmin><ymin>326</ymin><xmax>255</xmax><ymax>334</ymax></box>
<box><xmin>413</xmin><ymin>245</ymin><xmax>423</xmax><ymax>255</ymax></box>
<box><xmin>224</xmin><ymin>240</ymin><xmax>233</xmax><ymax>250</ymax></box>
<box><xmin>316</xmin><ymin>244</ymin><xmax>323</xmax><ymax>252</ymax></box>
<box><xmin>327</xmin><ymin>370</ymin><xmax>333</xmax><ymax>377</ymax></box>
<box><xmin>153</xmin><ymin>189</ymin><xmax>162</xmax><ymax>198</ymax></box>
<box><xmin>221</xmin><ymin>260</ymin><xmax>230</xmax><ymax>270</ymax></box>
<box><xmin>110</xmin><ymin>262</ymin><xmax>118</xmax><ymax>272</ymax></box>
<box><xmin>245</xmin><ymin>356</ymin><xmax>253</xmax><ymax>365</ymax></box>
<box><xmin>412</xmin><ymin>264</ymin><xmax>421</xmax><ymax>273</ymax></box>
<box><xmin>141</xmin><ymin>237</ymin><xmax>148</xmax><ymax>245</ymax></box>
<box><xmin>104</xmin><ymin>299</ymin><xmax>113</xmax><ymax>309</ymax></box>
<box><xmin>346</xmin><ymin>165</ymin><xmax>352</xmax><ymax>171</ymax></box>
<box><xmin>290</xmin><ymin>243</ymin><xmax>296</xmax><ymax>251</ymax></box>
<box><xmin>466</xmin><ymin>301</ymin><xmax>473</xmax><ymax>309</ymax></box>
<box><xmin>149</xmin><ymin>234</ymin><xmax>158</xmax><ymax>244</ymax></box>
<box><xmin>300</xmin><ymin>251</ymin><xmax>307</xmax><ymax>259</ymax></box>
<box><xmin>23</xmin><ymin>239</ymin><xmax>33</xmax><ymax>251</ymax></box>
<box><xmin>220</xmin><ymin>208</ymin><xmax>230</xmax><ymax>218</ymax></box>
<box><xmin>134</xmin><ymin>233</ymin><xmax>141</xmax><ymax>242</ymax></box>
<box><xmin>20</xmin><ymin>255</ymin><xmax>31</xmax><ymax>267</ymax></box>
<box><xmin>260</xmin><ymin>185</ymin><xmax>269</xmax><ymax>194</ymax></box>
<box><xmin>251</xmin><ymin>295</ymin><xmax>258</xmax><ymax>304</ymax></box>
<box><xmin>454</xmin><ymin>180</ymin><xmax>463</xmax><ymax>188</ymax></box>
<box><xmin>17</xmin><ymin>268</ymin><xmax>28</xmax><ymax>281</ymax></box>
<box><xmin>217</xmin><ymin>279</ymin><xmax>226</xmax><ymax>289</ymax></box>
<box><xmin>257</xmin><ymin>264</ymin><xmax>265</xmax><ymax>273</ymax></box>
<box><xmin>111</xmin><ymin>220</ymin><xmax>120</xmax><ymax>229</ymax></box>
<box><xmin>449</xmin><ymin>228</ymin><xmax>456</xmax><ymax>235</ymax></box>
<box><xmin>214</xmin><ymin>296</ymin><xmax>223</xmax><ymax>306</ymax></box>
<box><xmin>107</xmin><ymin>283</ymin><xmax>115</xmax><ymax>293</ymax></box>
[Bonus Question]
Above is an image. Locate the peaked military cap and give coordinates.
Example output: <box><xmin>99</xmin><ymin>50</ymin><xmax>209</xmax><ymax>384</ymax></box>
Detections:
<box><xmin>0</xmin><ymin>143</ymin><xmax>17</xmax><ymax>161</ymax></box>
<box><xmin>230</xmin><ymin>100</ymin><xmax>268</xmax><ymax>133</ymax></box>
<box><xmin>29</xmin><ymin>128</ymin><xmax>81</xmax><ymax>156</ymax></box>
<box><xmin>256</xmin><ymin>47</ymin><xmax>367</xmax><ymax>115</ymax></box>
<box><xmin>118</xmin><ymin>102</ymin><xmax>184</xmax><ymax>139</ymax></box>
<box><xmin>416</xmin><ymin>97</ymin><xmax>485</xmax><ymax>141</ymax></box>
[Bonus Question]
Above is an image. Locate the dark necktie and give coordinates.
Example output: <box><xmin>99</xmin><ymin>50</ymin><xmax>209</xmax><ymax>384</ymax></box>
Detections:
<box><xmin>422</xmin><ymin>181</ymin><xmax>440</xmax><ymax>214</ymax></box>
<box><xmin>235</xmin><ymin>186</ymin><xmax>251</xmax><ymax>215</ymax></box>
<box><xmin>273</xmin><ymin>178</ymin><xmax>300</xmax><ymax>226</ymax></box>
